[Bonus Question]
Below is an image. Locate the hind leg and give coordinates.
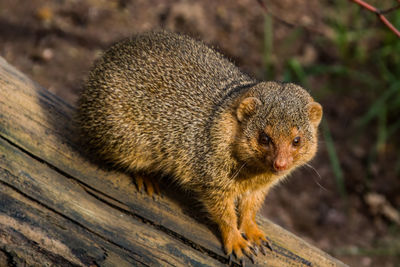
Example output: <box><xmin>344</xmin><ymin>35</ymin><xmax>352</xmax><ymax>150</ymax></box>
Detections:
<box><xmin>134</xmin><ymin>174</ymin><xmax>161</xmax><ymax>197</ymax></box>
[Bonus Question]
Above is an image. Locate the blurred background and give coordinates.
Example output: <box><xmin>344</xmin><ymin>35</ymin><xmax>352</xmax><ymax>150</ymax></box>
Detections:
<box><xmin>1</xmin><ymin>0</ymin><xmax>399</xmax><ymax>265</ymax></box>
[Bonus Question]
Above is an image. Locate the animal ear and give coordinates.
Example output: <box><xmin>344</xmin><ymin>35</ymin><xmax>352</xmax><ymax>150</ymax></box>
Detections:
<box><xmin>236</xmin><ymin>97</ymin><xmax>261</xmax><ymax>122</ymax></box>
<box><xmin>307</xmin><ymin>102</ymin><xmax>323</xmax><ymax>127</ymax></box>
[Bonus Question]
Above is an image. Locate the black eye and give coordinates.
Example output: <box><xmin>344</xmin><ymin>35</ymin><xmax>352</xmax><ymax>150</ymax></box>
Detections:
<box><xmin>292</xmin><ymin>136</ymin><xmax>301</xmax><ymax>146</ymax></box>
<box><xmin>259</xmin><ymin>132</ymin><xmax>271</xmax><ymax>146</ymax></box>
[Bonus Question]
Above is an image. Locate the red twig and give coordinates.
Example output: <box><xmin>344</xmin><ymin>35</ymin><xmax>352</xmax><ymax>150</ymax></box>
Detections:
<box><xmin>256</xmin><ymin>0</ymin><xmax>268</xmax><ymax>13</ymax></box>
<box><xmin>349</xmin><ymin>0</ymin><xmax>400</xmax><ymax>38</ymax></box>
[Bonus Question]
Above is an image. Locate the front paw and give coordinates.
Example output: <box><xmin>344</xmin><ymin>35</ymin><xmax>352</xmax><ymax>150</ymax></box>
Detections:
<box><xmin>223</xmin><ymin>228</ymin><xmax>254</xmax><ymax>262</ymax></box>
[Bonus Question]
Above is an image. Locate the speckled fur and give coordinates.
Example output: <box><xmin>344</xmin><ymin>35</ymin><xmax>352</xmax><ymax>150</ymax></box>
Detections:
<box><xmin>77</xmin><ymin>31</ymin><xmax>323</xmax><ymax>258</ymax></box>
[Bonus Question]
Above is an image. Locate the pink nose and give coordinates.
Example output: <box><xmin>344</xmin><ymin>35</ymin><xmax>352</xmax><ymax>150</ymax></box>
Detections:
<box><xmin>273</xmin><ymin>158</ymin><xmax>288</xmax><ymax>171</ymax></box>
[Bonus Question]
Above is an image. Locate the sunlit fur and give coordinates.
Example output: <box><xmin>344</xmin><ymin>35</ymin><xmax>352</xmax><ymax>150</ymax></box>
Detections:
<box><xmin>77</xmin><ymin>31</ymin><xmax>323</xmax><ymax>259</ymax></box>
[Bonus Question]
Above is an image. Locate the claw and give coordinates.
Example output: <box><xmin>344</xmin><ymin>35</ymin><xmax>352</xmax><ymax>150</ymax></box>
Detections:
<box><xmin>153</xmin><ymin>180</ymin><xmax>161</xmax><ymax>195</ymax></box>
<box><xmin>260</xmin><ymin>245</ymin><xmax>266</xmax><ymax>256</ymax></box>
<box><xmin>250</xmin><ymin>245</ymin><xmax>258</xmax><ymax>256</ymax></box>
<box><xmin>240</xmin><ymin>246</ymin><xmax>255</xmax><ymax>264</ymax></box>
<box><xmin>263</xmin><ymin>240</ymin><xmax>273</xmax><ymax>251</ymax></box>
<box><xmin>246</xmin><ymin>252</ymin><xmax>255</xmax><ymax>264</ymax></box>
<box><xmin>228</xmin><ymin>254</ymin><xmax>233</xmax><ymax>266</ymax></box>
<box><xmin>241</xmin><ymin>233</ymin><xmax>248</xmax><ymax>240</ymax></box>
<box><xmin>135</xmin><ymin>176</ymin><xmax>144</xmax><ymax>192</ymax></box>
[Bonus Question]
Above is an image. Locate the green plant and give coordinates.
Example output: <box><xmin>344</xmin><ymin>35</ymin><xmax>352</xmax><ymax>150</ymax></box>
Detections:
<box><xmin>262</xmin><ymin>1</ymin><xmax>400</xmax><ymax>198</ymax></box>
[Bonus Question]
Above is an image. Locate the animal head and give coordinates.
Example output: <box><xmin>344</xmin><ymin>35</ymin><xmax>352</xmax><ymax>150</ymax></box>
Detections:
<box><xmin>233</xmin><ymin>82</ymin><xmax>322</xmax><ymax>175</ymax></box>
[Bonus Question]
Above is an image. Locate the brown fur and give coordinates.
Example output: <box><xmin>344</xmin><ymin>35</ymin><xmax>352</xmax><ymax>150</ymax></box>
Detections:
<box><xmin>77</xmin><ymin>31</ymin><xmax>323</xmax><ymax>259</ymax></box>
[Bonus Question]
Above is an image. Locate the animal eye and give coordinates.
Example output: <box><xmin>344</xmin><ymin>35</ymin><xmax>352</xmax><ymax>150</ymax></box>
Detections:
<box><xmin>292</xmin><ymin>136</ymin><xmax>301</xmax><ymax>146</ymax></box>
<box><xmin>259</xmin><ymin>132</ymin><xmax>271</xmax><ymax>146</ymax></box>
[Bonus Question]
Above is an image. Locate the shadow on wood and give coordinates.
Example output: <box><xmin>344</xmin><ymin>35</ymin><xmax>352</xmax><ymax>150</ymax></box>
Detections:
<box><xmin>0</xmin><ymin>56</ymin><xmax>347</xmax><ymax>266</ymax></box>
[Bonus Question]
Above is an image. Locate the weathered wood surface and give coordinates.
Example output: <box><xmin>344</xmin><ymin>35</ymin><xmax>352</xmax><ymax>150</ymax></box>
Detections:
<box><xmin>0</xmin><ymin>56</ymin><xmax>347</xmax><ymax>267</ymax></box>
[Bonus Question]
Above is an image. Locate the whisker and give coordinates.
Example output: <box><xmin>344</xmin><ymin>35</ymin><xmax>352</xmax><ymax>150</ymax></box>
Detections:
<box><xmin>304</xmin><ymin>163</ymin><xmax>328</xmax><ymax>192</ymax></box>
<box><xmin>313</xmin><ymin>179</ymin><xmax>328</xmax><ymax>192</ymax></box>
<box><xmin>231</xmin><ymin>161</ymin><xmax>247</xmax><ymax>180</ymax></box>
<box><xmin>305</xmin><ymin>163</ymin><xmax>322</xmax><ymax>180</ymax></box>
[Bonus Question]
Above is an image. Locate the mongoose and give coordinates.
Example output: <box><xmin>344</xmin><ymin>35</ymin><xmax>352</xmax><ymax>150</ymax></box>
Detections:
<box><xmin>77</xmin><ymin>31</ymin><xmax>322</xmax><ymax>262</ymax></box>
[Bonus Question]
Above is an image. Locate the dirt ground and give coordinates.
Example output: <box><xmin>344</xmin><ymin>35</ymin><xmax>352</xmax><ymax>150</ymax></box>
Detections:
<box><xmin>1</xmin><ymin>0</ymin><xmax>399</xmax><ymax>266</ymax></box>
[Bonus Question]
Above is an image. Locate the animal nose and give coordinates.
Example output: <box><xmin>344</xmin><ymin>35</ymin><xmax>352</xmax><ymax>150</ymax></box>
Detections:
<box><xmin>273</xmin><ymin>158</ymin><xmax>288</xmax><ymax>171</ymax></box>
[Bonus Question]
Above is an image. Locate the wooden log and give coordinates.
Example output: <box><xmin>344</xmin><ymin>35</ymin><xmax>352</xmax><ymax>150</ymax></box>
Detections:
<box><xmin>0</xmin><ymin>56</ymin><xmax>347</xmax><ymax>266</ymax></box>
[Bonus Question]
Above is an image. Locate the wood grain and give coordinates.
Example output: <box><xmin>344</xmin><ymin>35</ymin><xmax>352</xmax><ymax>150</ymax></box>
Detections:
<box><xmin>0</xmin><ymin>56</ymin><xmax>347</xmax><ymax>266</ymax></box>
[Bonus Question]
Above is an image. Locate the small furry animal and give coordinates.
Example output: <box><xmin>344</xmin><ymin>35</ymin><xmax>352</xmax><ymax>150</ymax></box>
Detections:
<box><xmin>77</xmin><ymin>31</ymin><xmax>322</xmax><ymax>262</ymax></box>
